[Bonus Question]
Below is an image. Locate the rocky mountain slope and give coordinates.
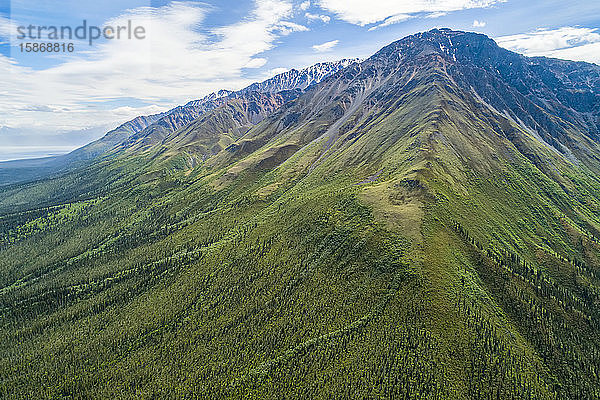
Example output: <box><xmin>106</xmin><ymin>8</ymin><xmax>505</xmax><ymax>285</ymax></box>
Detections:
<box><xmin>0</xmin><ymin>59</ymin><xmax>357</xmax><ymax>186</ymax></box>
<box><xmin>239</xmin><ymin>59</ymin><xmax>360</xmax><ymax>94</ymax></box>
<box><xmin>120</xmin><ymin>59</ymin><xmax>360</xmax><ymax>153</ymax></box>
<box><xmin>0</xmin><ymin>30</ymin><xmax>599</xmax><ymax>399</ymax></box>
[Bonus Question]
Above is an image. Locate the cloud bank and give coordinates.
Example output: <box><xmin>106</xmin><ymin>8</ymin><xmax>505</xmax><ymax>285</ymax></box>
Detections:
<box><xmin>312</xmin><ymin>39</ymin><xmax>339</xmax><ymax>52</ymax></box>
<box><xmin>315</xmin><ymin>0</ymin><xmax>503</xmax><ymax>27</ymax></box>
<box><xmin>497</xmin><ymin>27</ymin><xmax>600</xmax><ymax>64</ymax></box>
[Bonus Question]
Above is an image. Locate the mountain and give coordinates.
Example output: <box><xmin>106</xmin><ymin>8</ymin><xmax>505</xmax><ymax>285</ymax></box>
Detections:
<box><xmin>239</xmin><ymin>59</ymin><xmax>360</xmax><ymax>94</ymax></box>
<box><xmin>1</xmin><ymin>29</ymin><xmax>599</xmax><ymax>399</ymax></box>
<box><xmin>117</xmin><ymin>59</ymin><xmax>360</xmax><ymax>153</ymax></box>
<box><xmin>90</xmin><ymin>59</ymin><xmax>360</xmax><ymax>154</ymax></box>
<box><xmin>0</xmin><ymin>60</ymin><xmax>359</xmax><ymax>186</ymax></box>
<box><xmin>121</xmin><ymin>90</ymin><xmax>304</xmax><ymax>171</ymax></box>
<box><xmin>65</xmin><ymin>112</ymin><xmax>167</xmax><ymax>160</ymax></box>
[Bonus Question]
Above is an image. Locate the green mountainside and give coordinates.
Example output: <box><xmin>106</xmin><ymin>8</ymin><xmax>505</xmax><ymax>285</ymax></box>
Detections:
<box><xmin>1</xmin><ymin>29</ymin><xmax>600</xmax><ymax>399</ymax></box>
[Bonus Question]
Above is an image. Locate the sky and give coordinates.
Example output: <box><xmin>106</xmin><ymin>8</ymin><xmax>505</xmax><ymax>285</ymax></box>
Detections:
<box><xmin>0</xmin><ymin>0</ymin><xmax>599</xmax><ymax>161</ymax></box>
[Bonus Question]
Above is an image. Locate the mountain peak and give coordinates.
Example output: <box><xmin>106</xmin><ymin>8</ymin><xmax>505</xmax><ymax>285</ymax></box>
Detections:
<box><xmin>407</xmin><ymin>28</ymin><xmax>492</xmax><ymax>43</ymax></box>
<box><xmin>370</xmin><ymin>28</ymin><xmax>500</xmax><ymax>65</ymax></box>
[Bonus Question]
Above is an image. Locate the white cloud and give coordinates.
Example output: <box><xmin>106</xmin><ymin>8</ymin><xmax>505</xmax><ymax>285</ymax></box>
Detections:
<box><xmin>270</xmin><ymin>67</ymin><xmax>290</xmax><ymax>75</ymax></box>
<box><xmin>368</xmin><ymin>14</ymin><xmax>412</xmax><ymax>31</ymax></box>
<box><xmin>305</xmin><ymin>12</ymin><xmax>331</xmax><ymax>23</ymax></box>
<box><xmin>545</xmin><ymin>43</ymin><xmax>600</xmax><ymax>65</ymax></box>
<box><xmin>277</xmin><ymin>20</ymin><xmax>310</xmax><ymax>34</ymax></box>
<box><xmin>312</xmin><ymin>39</ymin><xmax>339</xmax><ymax>52</ymax></box>
<box><xmin>299</xmin><ymin>1</ymin><xmax>311</xmax><ymax>11</ymax></box>
<box><xmin>0</xmin><ymin>14</ymin><xmax>18</xmax><ymax>39</ymax></box>
<box><xmin>426</xmin><ymin>12</ymin><xmax>448</xmax><ymax>18</ymax></box>
<box><xmin>244</xmin><ymin>57</ymin><xmax>268</xmax><ymax>68</ymax></box>
<box><xmin>473</xmin><ymin>20</ymin><xmax>486</xmax><ymax>28</ymax></box>
<box><xmin>315</xmin><ymin>0</ymin><xmax>504</xmax><ymax>26</ymax></box>
<box><xmin>0</xmin><ymin>0</ymin><xmax>302</xmax><ymax>135</ymax></box>
<box><xmin>496</xmin><ymin>27</ymin><xmax>600</xmax><ymax>64</ymax></box>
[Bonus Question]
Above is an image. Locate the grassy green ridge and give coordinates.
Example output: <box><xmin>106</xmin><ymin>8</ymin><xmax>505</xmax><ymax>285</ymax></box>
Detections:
<box><xmin>0</xmin><ymin>43</ymin><xmax>599</xmax><ymax>398</ymax></box>
<box><xmin>0</xmin><ymin>167</ymin><xmax>569</xmax><ymax>398</ymax></box>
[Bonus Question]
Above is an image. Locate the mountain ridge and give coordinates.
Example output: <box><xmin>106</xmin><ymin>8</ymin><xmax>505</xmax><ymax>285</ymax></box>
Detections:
<box><xmin>0</xmin><ymin>29</ymin><xmax>599</xmax><ymax>399</ymax></box>
<box><xmin>0</xmin><ymin>58</ymin><xmax>361</xmax><ymax>186</ymax></box>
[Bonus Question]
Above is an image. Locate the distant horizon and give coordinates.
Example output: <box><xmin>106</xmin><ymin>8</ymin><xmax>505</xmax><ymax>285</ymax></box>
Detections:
<box><xmin>0</xmin><ymin>147</ymin><xmax>79</xmax><ymax>162</ymax></box>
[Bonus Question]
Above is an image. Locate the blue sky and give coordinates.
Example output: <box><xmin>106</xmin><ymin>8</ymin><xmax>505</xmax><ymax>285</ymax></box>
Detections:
<box><xmin>0</xmin><ymin>0</ymin><xmax>599</xmax><ymax>160</ymax></box>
